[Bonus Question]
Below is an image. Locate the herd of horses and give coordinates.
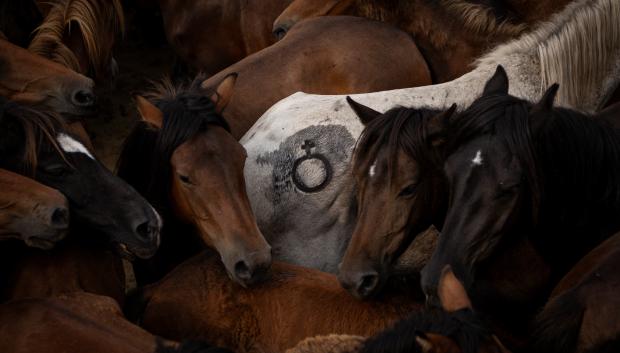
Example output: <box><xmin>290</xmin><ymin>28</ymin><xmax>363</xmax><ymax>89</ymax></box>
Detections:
<box><xmin>1</xmin><ymin>0</ymin><xmax>620</xmax><ymax>352</ymax></box>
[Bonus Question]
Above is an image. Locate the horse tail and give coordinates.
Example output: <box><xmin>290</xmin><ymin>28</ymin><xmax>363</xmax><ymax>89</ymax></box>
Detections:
<box><xmin>154</xmin><ymin>340</ymin><xmax>233</xmax><ymax>353</ymax></box>
<box><xmin>528</xmin><ymin>289</ymin><xmax>584</xmax><ymax>353</ymax></box>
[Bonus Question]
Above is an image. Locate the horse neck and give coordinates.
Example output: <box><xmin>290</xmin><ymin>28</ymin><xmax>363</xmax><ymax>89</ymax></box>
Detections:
<box><xmin>0</xmin><ymin>231</ymin><xmax>126</xmax><ymax>305</ymax></box>
<box><xmin>533</xmin><ymin>116</ymin><xmax>620</xmax><ymax>272</ymax></box>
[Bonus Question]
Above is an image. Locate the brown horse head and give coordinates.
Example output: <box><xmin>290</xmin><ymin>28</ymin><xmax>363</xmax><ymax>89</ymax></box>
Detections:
<box><xmin>273</xmin><ymin>0</ymin><xmax>355</xmax><ymax>39</ymax></box>
<box><xmin>361</xmin><ymin>266</ymin><xmax>511</xmax><ymax>353</ymax></box>
<box><xmin>0</xmin><ymin>37</ymin><xmax>95</xmax><ymax>117</ymax></box>
<box><xmin>0</xmin><ymin>168</ymin><xmax>69</xmax><ymax>249</ymax></box>
<box><xmin>338</xmin><ymin>97</ymin><xmax>455</xmax><ymax>299</ymax></box>
<box><xmin>124</xmin><ymin>74</ymin><xmax>271</xmax><ymax>286</ymax></box>
<box><xmin>29</xmin><ymin>0</ymin><xmax>125</xmax><ymax>80</ymax></box>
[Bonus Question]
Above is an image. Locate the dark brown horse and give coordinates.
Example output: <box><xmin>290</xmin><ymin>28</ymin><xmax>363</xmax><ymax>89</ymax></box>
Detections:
<box><xmin>117</xmin><ymin>76</ymin><xmax>271</xmax><ymax>286</ymax></box>
<box><xmin>29</xmin><ymin>0</ymin><xmax>125</xmax><ymax>80</ymax></box>
<box><xmin>160</xmin><ymin>0</ymin><xmax>292</xmax><ymax>75</ymax></box>
<box><xmin>421</xmin><ymin>67</ymin><xmax>620</xmax><ymax>347</ymax></box>
<box><xmin>137</xmin><ymin>251</ymin><xmax>421</xmax><ymax>353</ymax></box>
<box><xmin>529</xmin><ymin>231</ymin><xmax>620</xmax><ymax>353</ymax></box>
<box><xmin>0</xmin><ymin>168</ymin><xmax>69</xmax><ymax>249</ymax></box>
<box><xmin>337</xmin><ymin>99</ymin><xmax>454</xmax><ymax>299</ymax></box>
<box><xmin>273</xmin><ymin>0</ymin><xmax>572</xmax><ymax>82</ymax></box>
<box><xmin>0</xmin><ymin>37</ymin><xmax>95</xmax><ymax>117</ymax></box>
<box><xmin>200</xmin><ymin>15</ymin><xmax>431</xmax><ymax>139</ymax></box>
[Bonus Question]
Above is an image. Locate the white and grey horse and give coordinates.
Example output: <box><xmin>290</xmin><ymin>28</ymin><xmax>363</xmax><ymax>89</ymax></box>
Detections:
<box><xmin>242</xmin><ymin>0</ymin><xmax>620</xmax><ymax>273</ymax></box>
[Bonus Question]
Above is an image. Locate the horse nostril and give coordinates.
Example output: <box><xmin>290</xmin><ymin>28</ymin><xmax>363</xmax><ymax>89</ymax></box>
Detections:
<box><xmin>135</xmin><ymin>221</ymin><xmax>156</xmax><ymax>241</ymax></box>
<box><xmin>356</xmin><ymin>272</ymin><xmax>380</xmax><ymax>298</ymax></box>
<box><xmin>72</xmin><ymin>89</ymin><xmax>96</xmax><ymax>107</ymax></box>
<box><xmin>234</xmin><ymin>260</ymin><xmax>252</xmax><ymax>281</ymax></box>
<box><xmin>51</xmin><ymin>208</ymin><xmax>69</xmax><ymax>228</ymax></box>
<box><xmin>273</xmin><ymin>27</ymin><xmax>287</xmax><ymax>40</ymax></box>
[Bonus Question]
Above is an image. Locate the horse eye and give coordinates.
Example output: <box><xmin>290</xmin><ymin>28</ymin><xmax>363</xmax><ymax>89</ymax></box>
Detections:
<box><xmin>43</xmin><ymin>164</ymin><xmax>68</xmax><ymax>177</ymax></box>
<box><xmin>398</xmin><ymin>183</ymin><xmax>417</xmax><ymax>198</ymax></box>
<box><xmin>179</xmin><ymin>175</ymin><xmax>192</xmax><ymax>185</ymax></box>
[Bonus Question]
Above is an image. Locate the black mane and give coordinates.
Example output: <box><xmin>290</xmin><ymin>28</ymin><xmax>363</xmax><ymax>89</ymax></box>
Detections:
<box><xmin>353</xmin><ymin>106</ymin><xmax>444</xmax><ymax>183</ymax></box>
<box><xmin>116</xmin><ymin>78</ymin><xmax>229</xmax><ymax>215</ymax></box>
<box><xmin>446</xmin><ymin>92</ymin><xmax>620</xmax><ymax>268</ymax></box>
<box><xmin>361</xmin><ymin>308</ymin><xmax>491</xmax><ymax>353</ymax></box>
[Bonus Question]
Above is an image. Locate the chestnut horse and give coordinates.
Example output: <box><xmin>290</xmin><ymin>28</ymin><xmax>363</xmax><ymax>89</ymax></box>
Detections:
<box><xmin>159</xmin><ymin>0</ymin><xmax>292</xmax><ymax>75</ymax></box>
<box><xmin>200</xmin><ymin>15</ymin><xmax>430</xmax><ymax>140</ymax></box>
<box><xmin>117</xmin><ymin>76</ymin><xmax>271</xmax><ymax>286</ymax></box>
<box><xmin>136</xmin><ymin>250</ymin><xmax>421</xmax><ymax>353</ymax></box>
<box><xmin>530</xmin><ymin>231</ymin><xmax>620</xmax><ymax>353</ymax></box>
<box><xmin>0</xmin><ymin>169</ymin><xmax>69</xmax><ymax>249</ymax></box>
<box><xmin>29</xmin><ymin>0</ymin><xmax>125</xmax><ymax>80</ymax></box>
<box><xmin>273</xmin><ymin>0</ymin><xmax>573</xmax><ymax>82</ymax></box>
<box><xmin>0</xmin><ymin>37</ymin><xmax>95</xmax><ymax>117</ymax></box>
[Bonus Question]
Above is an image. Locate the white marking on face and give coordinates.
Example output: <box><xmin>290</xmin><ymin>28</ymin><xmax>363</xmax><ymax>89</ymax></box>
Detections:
<box><xmin>369</xmin><ymin>160</ymin><xmax>377</xmax><ymax>177</ymax></box>
<box><xmin>472</xmin><ymin>150</ymin><xmax>483</xmax><ymax>166</ymax></box>
<box><xmin>56</xmin><ymin>133</ymin><xmax>94</xmax><ymax>160</ymax></box>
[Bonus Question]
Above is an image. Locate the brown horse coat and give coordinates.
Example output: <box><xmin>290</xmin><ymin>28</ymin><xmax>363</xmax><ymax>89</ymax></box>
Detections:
<box><xmin>0</xmin><ymin>292</ymin><xmax>162</xmax><ymax>353</ymax></box>
<box><xmin>200</xmin><ymin>16</ymin><xmax>431</xmax><ymax>139</ymax></box>
<box><xmin>160</xmin><ymin>0</ymin><xmax>292</xmax><ymax>74</ymax></box>
<box><xmin>139</xmin><ymin>252</ymin><xmax>421</xmax><ymax>353</ymax></box>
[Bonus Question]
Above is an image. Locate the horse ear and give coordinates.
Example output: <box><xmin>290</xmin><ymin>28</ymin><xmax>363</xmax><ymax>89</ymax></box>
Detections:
<box><xmin>535</xmin><ymin>83</ymin><xmax>559</xmax><ymax>111</ymax></box>
<box><xmin>208</xmin><ymin>73</ymin><xmax>237</xmax><ymax>114</ymax></box>
<box><xmin>346</xmin><ymin>96</ymin><xmax>381</xmax><ymax>125</ymax></box>
<box><xmin>438</xmin><ymin>265</ymin><xmax>472</xmax><ymax>312</ymax></box>
<box><xmin>415</xmin><ymin>333</ymin><xmax>458</xmax><ymax>353</ymax></box>
<box><xmin>428</xmin><ymin>104</ymin><xmax>457</xmax><ymax>146</ymax></box>
<box><xmin>135</xmin><ymin>96</ymin><xmax>163</xmax><ymax>129</ymax></box>
<box><xmin>483</xmin><ymin>65</ymin><xmax>509</xmax><ymax>96</ymax></box>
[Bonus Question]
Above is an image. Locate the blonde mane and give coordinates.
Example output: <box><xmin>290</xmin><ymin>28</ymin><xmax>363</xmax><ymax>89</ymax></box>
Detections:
<box><xmin>478</xmin><ymin>0</ymin><xmax>620</xmax><ymax>109</ymax></box>
<box><xmin>28</xmin><ymin>0</ymin><xmax>125</xmax><ymax>76</ymax></box>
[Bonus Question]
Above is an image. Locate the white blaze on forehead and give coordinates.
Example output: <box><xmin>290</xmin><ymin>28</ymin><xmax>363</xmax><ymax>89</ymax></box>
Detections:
<box><xmin>472</xmin><ymin>150</ymin><xmax>483</xmax><ymax>166</ymax></box>
<box><xmin>56</xmin><ymin>133</ymin><xmax>94</xmax><ymax>160</ymax></box>
<box><xmin>369</xmin><ymin>160</ymin><xmax>377</xmax><ymax>177</ymax></box>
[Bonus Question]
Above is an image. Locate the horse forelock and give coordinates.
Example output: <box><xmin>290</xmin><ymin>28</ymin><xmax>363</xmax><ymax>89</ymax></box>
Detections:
<box><xmin>447</xmin><ymin>94</ymin><xmax>542</xmax><ymax>222</ymax></box>
<box><xmin>28</xmin><ymin>0</ymin><xmax>125</xmax><ymax>75</ymax></box>
<box><xmin>353</xmin><ymin>107</ymin><xmax>445</xmax><ymax>190</ymax></box>
<box><xmin>118</xmin><ymin>78</ymin><xmax>230</xmax><ymax>213</ymax></box>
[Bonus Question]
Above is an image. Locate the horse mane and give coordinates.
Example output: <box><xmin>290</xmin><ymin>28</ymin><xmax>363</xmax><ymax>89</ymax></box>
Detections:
<box><xmin>477</xmin><ymin>0</ymin><xmax>620</xmax><ymax>109</ymax></box>
<box><xmin>354</xmin><ymin>0</ymin><xmax>526</xmax><ymax>39</ymax></box>
<box><xmin>28</xmin><ymin>0</ymin><xmax>125</xmax><ymax>75</ymax></box>
<box><xmin>286</xmin><ymin>334</ymin><xmax>365</xmax><ymax>353</ymax></box>
<box><xmin>361</xmin><ymin>308</ymin><xmax>491</xmax><ymax>353</ymax></box>
<box><xmin>0</xmin><ymin>98</ymin><xmax>65</xmax><ymax>176</ymax></box>
<box><xmin>353</xmin><ymin>107</ymin><xmax>444</xmax><ymax>185</ymax></box>
<box><xmin>116</xmin><ymin>76</ymin><xmax>230</xmax><ymax>215</ymax></box>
